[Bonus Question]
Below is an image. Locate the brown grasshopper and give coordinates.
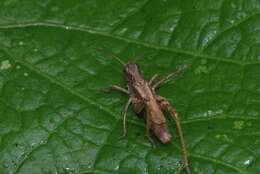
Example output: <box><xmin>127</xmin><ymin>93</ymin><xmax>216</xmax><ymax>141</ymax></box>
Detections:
<box><xmin>100</xmin><ymin>50</ymin><xmax>190</xmax><ymax>174</ymax></box>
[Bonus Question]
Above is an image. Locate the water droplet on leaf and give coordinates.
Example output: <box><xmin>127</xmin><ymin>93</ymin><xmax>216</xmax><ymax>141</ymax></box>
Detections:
<box><xmin>244</xmin><ymin>159</ymin><xmax>251</xmax><ymax>166</ymax></box>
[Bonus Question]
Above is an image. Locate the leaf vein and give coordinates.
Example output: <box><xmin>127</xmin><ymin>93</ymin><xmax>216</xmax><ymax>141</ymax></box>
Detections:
<box><xmin>202</xmin><ymin>12</ymin><xmax>260</xmax><ymax>52</ymax></box>
<box><xmin>0</xmin><ymin>22</ymin><xmax>253</xmax><ymax>65</ymax></box>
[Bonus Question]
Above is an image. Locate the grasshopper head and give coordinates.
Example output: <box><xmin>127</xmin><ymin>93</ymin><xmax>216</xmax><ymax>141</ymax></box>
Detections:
<box><xmin>124</xmin><ymin>63</ymin><xmax>143</xmax><ymax>82</ymax></box>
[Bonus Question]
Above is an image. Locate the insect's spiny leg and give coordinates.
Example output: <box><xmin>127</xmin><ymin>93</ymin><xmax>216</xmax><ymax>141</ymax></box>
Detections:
<box><xmin>170</xmin><ymin>108</ymin><xmax>190</xmax><ymax>174</ymax></box>
<box><xmin>152</xmin><ymin>65</ymin><xmax>187</xmax><ymax>90</ymax></box>
<box><xmin>149</xmin><ymin>74</ymin><xmax>158</xmax><ymax>85</ymax></box>
<box><xmin>152</xmin><ymin>72</ymin><xmax>175</xmax><ymax>89</ymax></box>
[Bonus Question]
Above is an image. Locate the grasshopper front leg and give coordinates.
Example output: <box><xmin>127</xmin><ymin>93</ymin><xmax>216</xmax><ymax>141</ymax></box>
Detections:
<box><xmin>120</xmin><ymin>98</ymin><xmax>132</xmax><ymax>138</ymax></box>
<box><xmin>156</xmin><ymin>96</ymin><xmax>191</xmax><ymax>174</ymax></box>
<box><xmin>100</xmin><ymin>84</ymin><xmax>130</xmax><ymax>138</ymax></box>
<box><xmin>100</xmin><ymin>85</ymin><xmax>129</xmax><ymax>94</ymax></box>
<box><xmin>122</xmin><ymin>97</ymin><xmax>146</xmax><ymax>139</ymax></box>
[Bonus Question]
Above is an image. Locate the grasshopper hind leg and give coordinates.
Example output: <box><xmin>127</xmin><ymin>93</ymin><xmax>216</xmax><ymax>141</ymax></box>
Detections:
<box><xmin>156</xmin><ymin>96</ymin><xmax>191</xmax><ymax>174</ymax></box>
<box><xmin>100</xmin><ymin>85</ymin><xmax>129</xmax><ymax>94</ymax></box>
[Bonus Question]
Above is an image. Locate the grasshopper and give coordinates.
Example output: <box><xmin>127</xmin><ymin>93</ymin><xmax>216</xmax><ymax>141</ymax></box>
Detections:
<box><xmin>100</xmin><ymin>50</ymin><xmax>190</xmax><ymax>174</ymax></box>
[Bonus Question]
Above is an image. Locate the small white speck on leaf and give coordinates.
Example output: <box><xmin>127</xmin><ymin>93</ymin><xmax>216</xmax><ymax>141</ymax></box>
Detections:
<box><xmin>24</xmin><ymin>72</ymin><xmax>29</xmax><ymax>77</ymax></box>
<box><xmin>19</xmin><ymin>41</ymin><xmax>24</xmax><ymax>46</ymax></box>
<box><xmin>65</xmin><ymin>26</ymin><xmax>69</xmax><ymax>30</ymax></box>
<box><xmin>40</xmin><ymin>140</ymin><xmax>46</xmax><ymax>144</ymax></box>
<box><xmin>33</xmin><ymin>48</ymin><xmax>38</xmax><ymax>52</ymax></box>
<box><xmin>16</xmin><ymin>65</ymin><xmax>21</xmax><ymax>69</ymax></box>
<box><xmin>244</xmin><ymin>159</ymin><xmax>251</xmax><ymax>166</ymax></box>
<box><xmin>31</xmin><ymin>142</ymin><xmax>36</xmax><ymax>147</ymax></box>
<box><xmin>0</xmin><ymin>60</ymin><xmax>11</xmax><ymax>70</ymax></box>
<box><xmin>115</xmin><ymin>165</ymin><xmax>119</xmax><ymax>170</ymax></box>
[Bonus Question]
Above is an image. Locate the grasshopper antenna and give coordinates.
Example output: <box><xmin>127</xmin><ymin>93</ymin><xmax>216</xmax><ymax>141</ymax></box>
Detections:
<box><xmin>95</xmin><ymin>48</ymin><xmax>126</xmax><ymax>66</ymax></box>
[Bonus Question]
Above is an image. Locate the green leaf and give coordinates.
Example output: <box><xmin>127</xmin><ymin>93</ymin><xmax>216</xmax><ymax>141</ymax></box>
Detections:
<box><xmin>0</xmin><ymin>0</ymin><xmax>260</xmax><ymax>174</ymax></box>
